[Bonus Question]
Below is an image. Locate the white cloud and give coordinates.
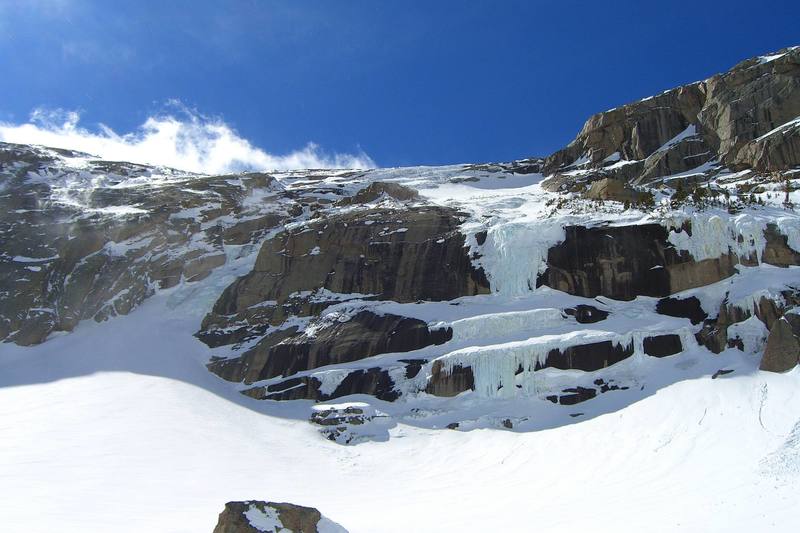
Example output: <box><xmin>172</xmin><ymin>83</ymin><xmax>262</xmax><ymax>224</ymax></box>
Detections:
<box><xmin>0</xmin><ymin>104</ymin><xmax>375</xmax><ymax>174</ymax></box>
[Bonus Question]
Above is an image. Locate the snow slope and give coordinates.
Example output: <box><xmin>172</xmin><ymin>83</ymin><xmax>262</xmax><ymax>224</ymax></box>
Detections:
<box><xmin>2</xmin><ymin>145</ymin><xmax>800</xmax><ymax>531</ymax></box>
<box><xmin>1</xmin><ymin>283</ymin><xmax>800</xmax><ymax>532</ymax></box>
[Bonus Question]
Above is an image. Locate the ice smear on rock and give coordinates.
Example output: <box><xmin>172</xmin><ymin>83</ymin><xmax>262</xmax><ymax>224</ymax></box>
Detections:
<box><xmin>479</xmin><ymin>221</ymin><xmax>565</xmax><ymax>296</ymax></box>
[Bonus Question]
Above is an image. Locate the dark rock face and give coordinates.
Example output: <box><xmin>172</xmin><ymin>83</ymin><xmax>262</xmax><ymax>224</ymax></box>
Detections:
<box><xmin>213</xmin><ymin>500</ymin><xmax>330</xmax><ymax>533</ymax></box>
<box><xmin>733</xmin><ymin>124</ymin><xmax>800</xmax><ymax>171</ymax></box>
<box><xmin>656</xmin><ymin>296</ymin><xmax>708</xmax><ymax>325</ymax></box>
<box><xmin>204</xmin><ymin>206</ymin><xmax>489</xmax><ymax>322</ymax></box>
<box><xmin>310</xmin><ymin>405</ymin><xmax>368</xmax><ymax>427</ymax></box>
<box><xmin>643</xmin><ymin>334</ymin><xmax>683</xmax><ymax>358</ymax></box>
<box><xmin>208</xmin><ymin>311</ymin><xmax>451</xmax><ymax>384</ymax></box>
<box><xmin>539</xmin><ymin>340</ymin><xmax>634</xmax><ymax>372</ymax></box>
<box><xmin>243</xmin><ymin>364</ymin><xmax>413</xmax><ymax>402</ymax></box>
<box><xmin>426</xmin><ymin>361</ymin><xmax>474</xmax><ymax>397</ymax></box>
<box><xmin>199</xmin><ymin>206</ymin><xmax>489</xmax><ymax>350</ymax></box>
<box><xmin>558</xmin><ymin>386</ymin><xmax>597</xmax><ymax>405</ymax></box>
<box><xmin>539</xmin><ymin>224</ymin><xmax>717</xmax><ymax>300</ymax></box>
<box><xmin>546</xmin><ymin>379</ymin><xmax>630</xmax><ymax>405</ymax></box>
<box><xmin>760</xmin><ymin>318</ymin><xmax>800</xmax><ymax>372</ymax></box>
<box><xmin>706</xmin><ymin>49</ymin><xmax>800</xmax><ymax>171</ymax></box>
<box><xmin>539</xmin><ymin>223</ymin><xmax>798</xmax><ymax>300</ymax></box>
<box><xmin>245</xmin><ymin>375</ymin><xmax>322</xmax><ymax>401</ymax></box>
<box><xmin>564</xmin><ymin>304</ymin><xmax>610</xmax><ymax>324</ymax></box>
<box><xmin>330</xmin><ymin>367</ymin><xmax>400</xmax><ymax>402</ymax></box>
<box><xmin>200</xmin><ymin>204</ymin><xmax>488</xmax><ymax>398</ymax></box>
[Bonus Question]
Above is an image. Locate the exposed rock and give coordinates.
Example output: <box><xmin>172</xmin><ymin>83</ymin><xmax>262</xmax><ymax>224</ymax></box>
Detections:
<box><xmin>697</xmin><ymin>294</ymin><xmax>795</xmax><ymax>353</ymax></box>
<box><xmin>426</xmin><ymin>360</ymin><xmax>474</xmax><ymax>397</ymax></box>
<box><xmin>199</xmin><ymin>206</ymin><xmax>490</xmax><ymax>352</ymax></box>
<box><xmin>704</xmin><ymin>48</ymin><xmax>800</xmax><ymax>170</ymax></box>
<box><xmin>656</xmin><ymin>296</ymin><xmax>708</xmax><ymax>325</ymax></box>
<box><xmin>762</xmin><ymin>223</ymin><xmax>800</xmax><ymax>266</ymax></box>
<box><xmin>593</xmin><ymin>378</ymin><xmax>629</xmax><ymax>393</ymax></box>
<box><xmin>198</xmin><ymin>204</ymin><xmax>489</xmax><ymax>400</ymax></box>
<box><xmin>759</xmin><ymin>318</ymin><xmax>800</xmax><ymax>372</ymax></box>
<box><xmin>329</xmin><ymin>367</ymin><xmax>400</xmax><ymax>402</ymax></box>
<box><xmin>309</xmin><ymin>404</ymin><xmax>385</xmax><ymax>444</ymax></box>
<box><xmin>564</xmin><ymin>304</ymin><xmax>610</xmax><ymax>324</ymax></box>
<box><xmin>207</xmin><ymin>311</ymin><xmax>450</xmax><ymax>384</ymax></box>
<box><xmin>542</xmin><ymin>46</ymin><xmax>800</xmax><ymax>187</ymax></box>
<box><xmin>543</xmin><ymin>83</ymin><xmax>706</xmax><ymax>174</ymax></box>
<box><xmin>242</xmin><ymin>366</ymin><xmax>404</xmax><ymax>402</ymax></box>
<box><xmin>539</xmin><ymin>340</ymin><xmax>633</xmax><ymax>372</ymax></box>
<box><xmin>584</xmin><ymin>178</ymin><xmax>646</xmax><ymax>203</ymax></box>
<box><xmin>733</xmin><ymin>123</ymin><xmax>800</xmax><ymax>171</ymax></box>
<box><xmin>643</xmin><ymin>334</ymin><xmax>683</xmax><ymax>357</ymax></box>
<box><xmin>243</xmin><ymin>375</ymin><xmax>322</xmax><ymax>401</ymax></box>
<box><xmin>558</xmin><ymin>386</ymin><xmax>597</xmax><ymax>405</ymax></box>
<box><xmin>338</xmin><ymin>181</ymin><xmax>419</xmax><ymax>205</ymax></box>
<box><xmin>0</xmin><ymin>147</ymin><xmax>288</xmax><ymax>345</ymax></box>
<box><xmin>213</xmin><ymin>500</ymin><xmax>343</xmax><ymax>533</ymax></box>
<box><xmin>539</xmin><ymin>223</ymin><xmax>799</xmax><ymax>300</ymax></box>
<box><xmin>539</xmin><ymin>224</ymin><xmax>717</xmax><ymax>299</ymax></box>
<box><xmin>310</xmin><ymin>405</ymin><xmax>367</xmax><ymax>426</ymax></box>
<box><xmin>205</xmin><ymin>207</ymin><xmax>488</xmax><ymax>319</ymax></box>
<box><xmin>546</xmin><ymin>379</ymin><xmax>629</xmax><ymax>406</ymax></box>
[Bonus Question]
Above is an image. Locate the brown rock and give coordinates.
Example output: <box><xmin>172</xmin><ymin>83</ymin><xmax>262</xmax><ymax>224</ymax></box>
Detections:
<box><xmin>584</xmin><ymin>178</ymin><xmax>644</xmax><ymax>203</ymax></box>
<box><xmin>213</xmin><ymin>500</ymin><xmax>332</xmax><ymax>533</ymax></box>
<box><xmin>206</xmin><ymin>311</ymin><xmax>451</xmax><ymax>384</ymax></box>
<box><xmin>426</xmin><ymin>360</ymin><xmax>474</xmax><ymax>397</ymax></box>
<box><xmin>760</xmin><ymin>318</ymin><xmax>800</xmax><ymax>372</ymax></box>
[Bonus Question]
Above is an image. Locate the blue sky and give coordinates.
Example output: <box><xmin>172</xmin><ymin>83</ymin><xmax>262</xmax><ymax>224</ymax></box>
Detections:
<box><xmin>0</xmin><ymin>0</ymin><xmax>799</xmax><ymax>171</ymax></box>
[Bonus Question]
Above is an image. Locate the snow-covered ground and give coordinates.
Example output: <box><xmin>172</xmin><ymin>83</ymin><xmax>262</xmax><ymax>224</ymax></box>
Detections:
<box><xmin>1</xmin><ymin>279</ymin><xmax>800</xmax><ymax>532</ymax></box>
<box><xmin>2</xmin><ymin>149</ymin><xmax>800</xmax><ymax>531</ymax></box>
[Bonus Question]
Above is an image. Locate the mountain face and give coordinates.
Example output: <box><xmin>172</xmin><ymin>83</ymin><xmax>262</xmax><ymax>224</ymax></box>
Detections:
<box><xmin>1</xmin><ymin>47</ymin><xmax>800</xmax><ymax>441</ymax></box>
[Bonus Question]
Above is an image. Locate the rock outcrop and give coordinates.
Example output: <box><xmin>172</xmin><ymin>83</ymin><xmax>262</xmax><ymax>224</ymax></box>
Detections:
<box><xmin>203</xmin><ymin>206</ymin><xmax>488</xmax><ymax>322</ymax></box>
<box><xmin>208</xmin><ymin>311</ymin><xmax>451</xmax><ymax>383</ymax></box>
<box><xmin>543</xmin><ymin>46</ymin><xmax>800</xmax><ymax>190</ymax></box>
<box><xmin>0</xmin><ymin>143</ymin><xmax>289</xmax><ymax>345</ymax></box>
<box><xmin>213</xmin><ymin>500</ymin><xmax>346</xmax><ymax>533</ymax></box>
<box><xmin>759</xmin><ymin>316</ymin><xmax>800</xmax><ymax>372</ymax></box>
<box><xmin>539</xmin><ymin>222</ymin><xmax>799</xmax><ymax>300</ymax></box>
<box><xmin>199</xmin><ymin>204</ymin><xmax>489</xmax><ymax>390</ymax></box>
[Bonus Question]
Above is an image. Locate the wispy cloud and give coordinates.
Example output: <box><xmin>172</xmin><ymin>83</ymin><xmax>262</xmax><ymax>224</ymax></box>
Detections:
<box><xmin>0</xmin><ymin>103</ymin><xmax>375</xmax><ymax>173</ymax></box>
<box><xmin>61</xmin><ymin>40</ymin><xmax>136</xmax><ymax>65</ymax></box>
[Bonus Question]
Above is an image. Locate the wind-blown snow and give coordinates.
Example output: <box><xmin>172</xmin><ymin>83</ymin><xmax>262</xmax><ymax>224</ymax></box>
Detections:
<box><xmin>0</xmin><ymin>106</ymin><xmax>374</xmax><ymax>173</ymax></box>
